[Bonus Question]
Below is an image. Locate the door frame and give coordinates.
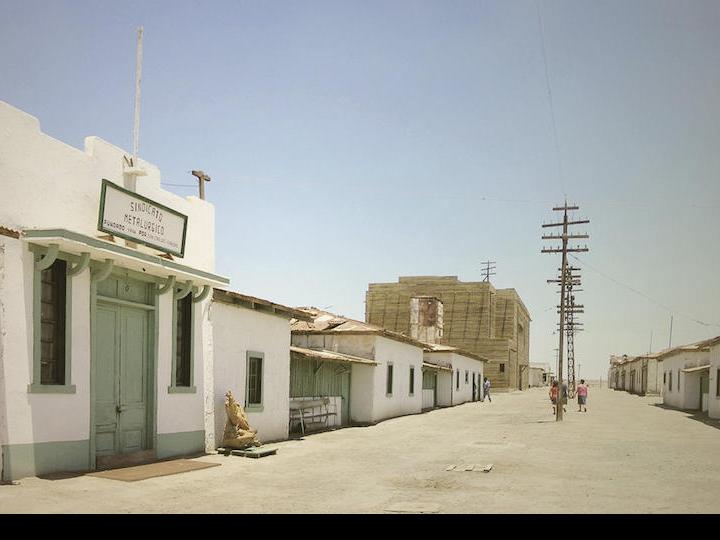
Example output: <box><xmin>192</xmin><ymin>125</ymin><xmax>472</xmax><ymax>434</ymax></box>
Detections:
<box><xmin>89</xmin><ymin>268</ymin><xmax>159</xmax><ymax>470</ymax></box>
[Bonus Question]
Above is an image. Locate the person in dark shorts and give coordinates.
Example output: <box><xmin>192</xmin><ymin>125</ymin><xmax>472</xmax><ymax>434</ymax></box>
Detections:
<box><xmin>549</xmin><ymin>380</ymin><xmax>559</xmax><ymax>415</ymax></box>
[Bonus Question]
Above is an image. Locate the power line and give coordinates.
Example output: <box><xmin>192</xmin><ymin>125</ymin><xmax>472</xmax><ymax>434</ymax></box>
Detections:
<box><xmin>535</xmin><ymin>0</ymin><xmax>565</xmax><ymax>197</ymax></box>
<box><xmin>570</xmin><ymin>254</ymin><xmax>720</xmax><ymax>328</ymax></box>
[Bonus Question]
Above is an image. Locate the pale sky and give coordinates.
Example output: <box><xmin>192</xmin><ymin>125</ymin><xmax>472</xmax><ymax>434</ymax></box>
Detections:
<box><xmin>2</xmin><ymin>0</ymin><xmax>719</xmax><ymax>379</ymax></box>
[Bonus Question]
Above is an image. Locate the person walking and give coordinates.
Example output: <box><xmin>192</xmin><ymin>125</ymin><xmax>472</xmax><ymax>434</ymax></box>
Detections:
<box><xmin>577</xmin><ymin>379</ymin><xmax>588</xmax><ymax>412</ymax></box>
<box><xmin>483</xmin><ymin>377</ymin><xmax>491</xmax><ymax>403</ymax></box>
<box><xmin>549</xmin><ymin>380</ymin><xmax>559</xmax><ymax>415</ymax></box>
<box><xmin>560</xmin><ymin>381</ymin><xmax>568</xmax><ymax>412</ymax></box>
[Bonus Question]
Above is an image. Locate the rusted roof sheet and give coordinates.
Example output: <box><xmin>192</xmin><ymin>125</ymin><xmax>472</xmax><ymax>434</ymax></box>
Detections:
<box><xmin>681</xmin><ymin>364</ymin><xmax>710</xmax><ymax>373</ymax></box>
<box><xmin>422</xmin><ymin>361</ymin><xmax>453</xmax><ymax>372</ymax></box>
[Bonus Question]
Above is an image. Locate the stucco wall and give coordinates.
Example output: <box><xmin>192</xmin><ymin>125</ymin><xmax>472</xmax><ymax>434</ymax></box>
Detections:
<box><xmin>662</xmin><ymin>351</ymin><xmax>709</xmax><ymax>410</ymax></box>
<box><xmin>447</xmin><ymin>353</ymin><xmax>484</xmax><ymax>405</ymax></box>
<box><xmin>371</xmin><ymin>336</ymin><xmax>423</xmax><ymax>422</ymax></box>
<box><xmin>350</xmin><ymin>363</ymin><xmax>375</xmax><ymax>423</ymax></box>
<box><xmin>0</xmin><ymin>237</ymin><xmax>92</xmax><ymax>446</ymax></box>
<box><xmin>436</xmin><ymin>371</ymin><xmax>453</xmax><ymax>406</ymax></box>
<box><xmin>212</xmin><ymin>302</ymin><xmax>291</xmax><ymax>443</ymax></box>
<box><xmin>709</xmin><ymin>345</ymin><xmax>720</xmax><ymax>419</ymax></box>
<box><xmin>0</xmin><ymin>101</ymin><xmax>215</xmax><ymax>273</ymax></box>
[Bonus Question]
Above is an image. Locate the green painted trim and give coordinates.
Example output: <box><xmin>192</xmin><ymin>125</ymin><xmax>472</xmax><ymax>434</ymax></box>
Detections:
<box><xmin>27</xmin><ymin>384</ymin><xmax>76</xmax><ymax>394</ymax></box>
<box><xmin>98</xmin><ymin>179</ymin><xmax>189</xmax><ymax>257</ymax></box>
<box><xmin>171</xmin><ymin>290</ymin><xmax>195</xmax><ymax>389</ymax></box>
<box><xmin>174</xmin><ymin>279</ymin><xmax>193</xmax><ymax>300</ymax></box>
<box><xmin>156</xmin><ymin>430</ymin><xmax>205</xmax><ymax>459</ymax></box>
<box><xmin>192</xmin><ymin>284</ymin><xmax>212</xmax><ymax>303</ymax></box>
<box><xmin>2</xmin><ymin>440</ymin><xmax>90</xmax><ymax>481</ymax></box>
<box><xmin>24</xmin><ymin>229</ymin><xmax>229</xmax><ymax>285</ymax></box>
<box><xmin>31</xmin><ymin>249</ymin><xmax>73</xmax><ymax>388</ymax></box>
<box><xmin>156</xmin><ymin>275</ymin><xmax>176</xmax><ymax>295</ymax></box>
<box><xmin>167</xmin><ymin>385</ymin><xmax>197</xmax><ymax>394</ymax></box>
<box><xmin>245</xmin><ymin>351</ymin><xmax>265</xmax><ymax>408</ymax></box>
<box><xmin>92</xmin><ymin>258</ymin><xmax>114</xmax><ymax>282</ymax></box>
<box><xmin>35</xmin><ymin>243</ymin><xmax>59</xmax><ymax>271</ymax></box>
<box><xmin>67</xmin><ymin>252</ymin><xmax>90</xmax><ymax>276</ymax></box>
<box><xmin>96</xmin><ymin>294</ymin><xmax>156</xmax><ymax>310</ymax></box>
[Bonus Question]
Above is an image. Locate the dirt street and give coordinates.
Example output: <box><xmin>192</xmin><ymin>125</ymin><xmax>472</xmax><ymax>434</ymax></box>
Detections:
<box><xmin>2</xmin><ymin>386</ymin><xmax>719</xmax><ymax>513</ymax></box>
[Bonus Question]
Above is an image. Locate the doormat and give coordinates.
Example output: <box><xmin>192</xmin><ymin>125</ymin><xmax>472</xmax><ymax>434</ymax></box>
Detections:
<box><xmin>87</xmin><ymin>459</ymin><xmax>220</xmax><ymax>482</ymax></box>
<box><xmin>217</xmin><ymin>447</ymin><xmax>277</xmax><ymax>458</ymax></box>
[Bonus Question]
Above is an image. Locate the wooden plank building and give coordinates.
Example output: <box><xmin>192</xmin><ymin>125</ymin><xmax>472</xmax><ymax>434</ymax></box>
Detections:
<box><xmin>365</xmin><ymin>276</ymin><xmax>531</xmax><ymax>391</ymax></box>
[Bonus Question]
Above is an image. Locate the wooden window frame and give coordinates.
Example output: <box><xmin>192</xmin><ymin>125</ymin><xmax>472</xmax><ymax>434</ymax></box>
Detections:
<box><xmin>245</xmin><ymin>351</ymin><xmax>264</xmax><ymax>411</ymax></box>
<box><xmin>29</xmin><ymin>253</ymin><xmax>75</xmax><ymax>394</ymax></box>
<box><xmin>386</xmin><ymin>362</ymin><xmax>394</xmax><ymax>396</ymax></box>
<box><xmin>409</xmin><ymin>365</ymin><xmax>415</xmax><ymax>396</ymax></box>
<box><xmin>169</xmin><ymin>291</ymin><xmax>196</xmax><ymax>393</ymax></box>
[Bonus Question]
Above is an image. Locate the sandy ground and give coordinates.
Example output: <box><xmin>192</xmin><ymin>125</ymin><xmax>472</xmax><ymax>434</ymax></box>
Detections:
<box><xmin>2</xmin><ymin>386</ymin><xmax>719</xmax><ymax>513</ymax></box>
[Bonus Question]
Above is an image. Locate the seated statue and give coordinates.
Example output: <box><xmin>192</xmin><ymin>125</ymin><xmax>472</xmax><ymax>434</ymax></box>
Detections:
<box><xmin>223</xmin><ymin>390</ymin><xmax>262</xmax><ymax>449</ymax></box>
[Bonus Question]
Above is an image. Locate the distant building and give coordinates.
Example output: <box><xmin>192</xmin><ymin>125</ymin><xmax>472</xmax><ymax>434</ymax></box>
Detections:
<box><xmin>529</xmin><ymin>363</ymin><xmax>550</xmax><ymax>387</ymax></box>
<box><xmin>365</xmin><ymin>276</ymin><xmax>531</xmax><ymax>391</ymax></box>
<box><xmin>608</xmin><ymin>353</ymin><xmax>663</xmax><ymax>396</ymax></box>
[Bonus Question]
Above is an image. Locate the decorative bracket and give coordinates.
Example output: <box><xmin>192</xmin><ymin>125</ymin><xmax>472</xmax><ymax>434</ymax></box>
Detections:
<box><xmin>192</xmin><ymin>285</ymin><xmax>212</xmax><ymax>304</ymax></box>
<box><xmin>174</xmin><ymin>280</ymin><xmax>193</xmax><ymax>300</ymax></box>
<box><xmin>35</xmin><ymin>243</ymin><xmax>59</xmax><ymax>271</ymax></box>
<box><xmin>91</xmin><ymin>259</ymin><xmax>114</xmax><ymax>282</ymax></box>
<box><xmin>157</xmin><ymin>275</ymin><xmax>176</xmax><ymax>295</ymax></box>
<box><xmin>67</xmin><ymin>252</ymin><xmax>91</xmax><ymax>277</ymax></box>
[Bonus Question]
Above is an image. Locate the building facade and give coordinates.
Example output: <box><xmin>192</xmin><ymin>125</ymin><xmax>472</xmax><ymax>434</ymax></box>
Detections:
<box><xmin>211</xmin><ymin>289</ymin><xmax>310</xmax><ymax>444</ymax></box>
<box><xmin>365</xmin><ymin>276</ymin><xmax>531</xmax><ymax>391</ymax></box>
<box><xmin>0</xmin><ymin>102</ymin><xmax>229</xmax><ymax>481</ymax></box>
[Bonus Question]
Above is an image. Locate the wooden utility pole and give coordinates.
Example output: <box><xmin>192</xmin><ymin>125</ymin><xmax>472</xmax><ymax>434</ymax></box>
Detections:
<box><xmin>191</xmin><ymin>170</ymin><xmax>211</xmax><ymax>200</ymax></box>
<box><xmin>480</xmin><ymin>260</ymin><xmax>496</xmax><ymax>282</ymax></box>
<box><xmin>542</xmin><ymin>201</ymin><xmax>589</xmax><ymax>421</ymax></box>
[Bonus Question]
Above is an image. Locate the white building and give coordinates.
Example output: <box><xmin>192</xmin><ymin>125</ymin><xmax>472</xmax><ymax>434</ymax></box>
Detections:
<box><xmin>529</xmin><ymin>363</ymin><xmax>549</xmax><ymax>387</ymax></box>
<box><xmin>423</xmin><ymin>343</ymin><xmax>486</xmax><ymax>406</ymax></box>
<box><xmin>662</xmin><ymin>338</ymin><xmax>716</xmax><ymax>413</ymax></box>
<box><xmin>211</xmin><ymin>289</ymin><xmax>311</xmax><ymax>444</ymax></box>
<box><xmin>0</xmin><ymin>102</ymin><xmax>229</xmax><ymax>481</ymax></box>
<box><xmin>291</xmin><ymin>309</ymin><xmax>425</xmax><ymax>425</ymax></box>
<box><xmin>709</xmin><ymin>338</ymin><xmax>720</xmax><ymax>420</ymax></box>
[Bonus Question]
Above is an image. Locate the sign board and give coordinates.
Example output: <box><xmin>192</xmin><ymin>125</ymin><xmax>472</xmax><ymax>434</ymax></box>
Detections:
<box><xmin>98</xmin><ymin>179</ymin><xmax>188</xmax><ymax>257</ymax></box>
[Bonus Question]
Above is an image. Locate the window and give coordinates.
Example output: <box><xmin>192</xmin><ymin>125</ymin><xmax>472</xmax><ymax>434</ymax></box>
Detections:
<box><xmin>465</xmin><ymin>370</ymin><xmax>469</xmax><ymax>384</ymax></box>
<box><xmin>409</xmin><ymin>366</ymin><xmax>415</xmax><ymax>396</ymax></box>
<box><xmin>663</xmin><ymin>372</ymin><xmax>666</xmax><ymax>385</ymax></box>
<box><xmin>717</xmin><ymin>369</ymin><xmax>720</xmax><ymax>397</ymax></box>
<box><xmin>499</xmin><ymin>363</ymin><xmax>505</xmax><ymax>374</ymax></box>
<box><xmin>669</xmin><ymin>371</ymin><xmax>672</xmax><ymax>392</ymax></box>
<box><xmin>456</xmin><ymin>370</ymin><xmax>460</xmax><ymax>390</ymax></box>
<box><xmin>40</xmin><ymin>259</ymin><xmax>67</xmax><ymax>384</ymax></box>
<box><xmin>386</xmin><ymin>363</ymin><xmax>394</xmax><ymax>395</ymax></box>
<box><xmin>246</xmin><ymin>352</ymin><xmax>264</xmax><ymax>408</ymax></box>
<box><xmin>174</xmin><ymin>293</ymin><xmax>193</xmax><ymax>387</ymax></box>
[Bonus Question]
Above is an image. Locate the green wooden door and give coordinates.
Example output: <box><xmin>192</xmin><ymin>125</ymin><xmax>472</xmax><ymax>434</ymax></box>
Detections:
<box><xmin>95</xmin><ymin>302</ymin><xmax>149</xmax><ymax>458</ymax></box>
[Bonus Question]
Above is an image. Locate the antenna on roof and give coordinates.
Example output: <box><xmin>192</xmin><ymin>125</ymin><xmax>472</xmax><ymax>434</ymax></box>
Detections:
<box><xmin>124</xmin><ymin>26</ymin><xmax>147</xmax><ymax>191</ymax></box>
<box><xmin>480</xmin><ymin>260</ymin><xmax>496</xmax><ymax>282</ymax></box>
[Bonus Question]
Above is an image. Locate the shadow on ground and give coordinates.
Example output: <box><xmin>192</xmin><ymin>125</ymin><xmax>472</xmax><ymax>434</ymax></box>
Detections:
<box><xmin>651</xmin><ymin>403</ymin><xmax>720</xmax><ymax>430</ymax></box>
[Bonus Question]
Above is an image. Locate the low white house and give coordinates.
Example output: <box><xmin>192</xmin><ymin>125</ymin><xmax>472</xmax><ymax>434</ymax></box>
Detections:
<box><xmin>709</xmin><ymin>338</ymin><xmax>720</xmax><ymax>420</ymax></box>
<box><xmin>423</xmin><ymin>343</ymin><xmax>486</xmax><ymax>406</ymax></box>
<box><xmin>0</xmin><ymin>101</ymin><xmax>229</xmax><ymax>481</ymax></box>
<box><xmin>291</xmin><ymin>309</ymin><xmax>424</xmax><ymax>425</ymax></box>
<box><xmin>529</xmin><ymin>363</ymin><xmax>549</xmax><ymax>387</ymax></box>
<box><xmin>211</xmin><ymin>289</ymin><xmax>311</xmax><ymax>444</ymax></box>
<box><xmin>662</xmin><ymin>338</ymin><xmax>716</xmax><ymax>412</ymax></box>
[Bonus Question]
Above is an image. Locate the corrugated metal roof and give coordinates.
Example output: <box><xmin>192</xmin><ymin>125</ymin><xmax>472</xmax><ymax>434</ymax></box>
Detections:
<box><xmin>290</xmin><ymin>346</ymin><xmax>377</xmax><ymax>366</ymax></box>
<box><xmin>681</xmin><ymin>364</ymin><xmax>710</xmax><ymax>373</ymax></box>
